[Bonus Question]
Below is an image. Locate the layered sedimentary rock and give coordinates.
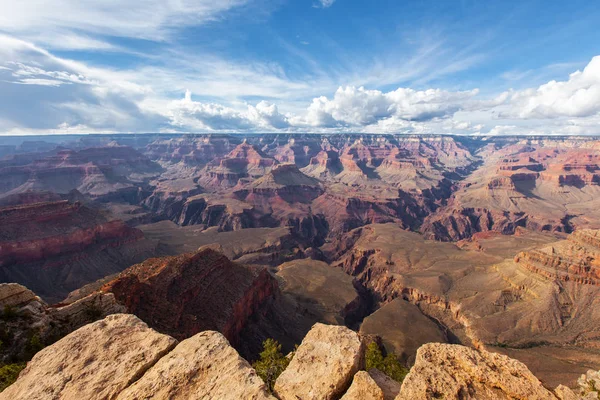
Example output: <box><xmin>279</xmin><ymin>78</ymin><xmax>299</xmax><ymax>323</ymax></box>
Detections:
<box><xmin>422</xmin><ymin>140</ymin><xmax>600</xmax><ymax>241</ymax></box>
<box><xmin>0</xmin><ymin>201</ymin><xmax>157</xmax><ymax>303</ymax></box>
<box><xmin>140</xmin><ymin>134</ymin><xmax>476</xmax><ymax>243</ymax></box>
<box><xmin>0</xmin><ymin>283</ymin><xmax>126</xmax><ymax>363</ymax></box>
<box><xmin>99</xmin><ymin>249</ymin><xmax>279</xmax><ymax>348</ymax></box>
<box><xmin>0</xmin><ymin>145</ymin><xmax>161</xmax><ymax>201</ymax></box>
<box><xmin>331</xmin><ymin>223</ymin><xmax>600</xmax><ymax>387</ymax></box>
<box><xmin>144</xmin><ymin>136</ymin><xmax>237</xmax><ymax>165</ymax></box>
<box><xmin>197</xmin><ymin>142</ymin><xmax>277</xmax><ymax>188</ymax></box>
<box><xmin>514</xmin><ymin>229</ymin><xmax>600</xmax><ymax>285</ymax></box>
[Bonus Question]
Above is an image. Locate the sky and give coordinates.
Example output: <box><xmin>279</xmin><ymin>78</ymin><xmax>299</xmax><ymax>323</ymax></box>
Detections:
<box><xmin>0</xmin><ymin>0</ymin><xmax>599</xmax><ymax>135</ymax></box>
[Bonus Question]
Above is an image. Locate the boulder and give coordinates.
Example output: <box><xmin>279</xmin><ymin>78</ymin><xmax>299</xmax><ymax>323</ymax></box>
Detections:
<box><xmin>0</xmin><ymin>283</ymin><xmax>40</xmax><ymax>308</ymax></box>
<box><xmin>117</xmin><ymin>331</ymin><xmax>274</xmax><ymax>400</ymax></box>
<box><xmin>369</xmin><ymin>368</ymin><xmax>401</xmax><ymax>400</ymax></box>
<box><xmin>396</xmin><ymin>343</ymin><xmax>557</xmax><ymax>400</ymax></box>
<box><xmin>341</xmin><ymin>371</ymin><xmax>384</xmax><ymax>400</ymax></box>
<box><xmin>274</xmin><ymin>323</ymin><xmax>363</xmax><ymax>400</ymax></box>
<box><xmin>0</xmin><ymin>314</ymin><xmax>177</xmax><ymax>400</ymax></box>
<box><xmin>554</xmin><ymin>385</ymin><xmax>579</xmax><ymax>400</ymax></box>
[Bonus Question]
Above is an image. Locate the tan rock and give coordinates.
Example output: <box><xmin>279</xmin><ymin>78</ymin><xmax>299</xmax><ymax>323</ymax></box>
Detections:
<box><xmin>117</xmin><ymin>331</ymin><xmax>274</xmax><ymax>400</ymax></box>
<box><xmin>50</xmin><ymin>292</ymin><xmax>127</xmax><ymax>332</ymax></box>
<box><xmin>0</xmin><ymin>283</ymin><xmax>41</xmax><ymax>308</ymax></box>
<box><xmin>0</xmin><ymin>314</ymin><xmax>177</xmax><ymax>400</ymax></box>
<box><xmin>274</xmin><ymin>323</ymin><xmax>363</xmax><ymax>400</ymax></box>
<box><xmin>341</xmin><ymin>371</ymin><xmax>384</xmax><ymax>400</ymax></box>
<box><xmin>576</xmin><ymin>369</ymin><xmax>600</xmax><ymax>399</ymax></box>
<box><xmin>396</xmin><ymin>343</ymin><xmax>557</xmax><ymax>400</ymax></box>
<box><xmin>369</xmin><ymin>368</ymin><xmax>401</xmax><ymax>400</ymax></box>
<box><xmin>554</xmin><ymin>385</ymin><xmax>579</xmax><ymax>400</ymax></box>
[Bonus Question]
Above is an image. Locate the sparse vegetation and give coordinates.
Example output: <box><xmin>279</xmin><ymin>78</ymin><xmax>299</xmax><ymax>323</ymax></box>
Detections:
<box><xmin>365</xmin><ymin>342</ymin><xmax>409</xmax><ymax>383</ymax></box>
<box><xmin>252</xmin><ymin>339</ymin><xmax>292</xmax><ymax>392</ymax></box>
<box><xmin>0</xmin><ymin>363</ymin><xmax>26</xmax><ymax>391</ymax></box>
<box><xmin>84</xmin><ymin>303</ymin><xmax>103</xmax><ymax>321</ymax></box>
<box><xmin>1</xmin><ymin>306</ymin><xmax>17</xmax><ymax>321</ymax></box>
<box><xmin>24</xmin><ymin>334</ymin><xmax>44</xmax><ymax>360</ymax></box>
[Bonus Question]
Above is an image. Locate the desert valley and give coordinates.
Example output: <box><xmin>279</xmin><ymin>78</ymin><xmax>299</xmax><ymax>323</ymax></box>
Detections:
<box><xmin>1</xmin><ymin>133</ymin><xmax>600</xmax><ymax>398</ymax></box>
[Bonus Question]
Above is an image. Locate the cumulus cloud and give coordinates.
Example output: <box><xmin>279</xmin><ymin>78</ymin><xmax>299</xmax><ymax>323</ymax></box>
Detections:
<box><xmin>167</xmin><ymin>91</ymin><xmax>290</xmax><ymax>131</ymax></box>
<box><xmin>301</xmin><ymin>86</ymin><xmax>477</xmax><ymax>127</ymax></box>
<box><xmin>503</xmin><ymin>56</ymin><xmax>600</xmax><ymax>119</ymax></box>
<box><xmin>247</xmin><ymin>101</ymin><xmax>290</xmax><ymax>129</ymax></box>
<box><xmin>2</xmin><ymin>31</ymin><xmax>600</xmax><ymax>136</ymax></box>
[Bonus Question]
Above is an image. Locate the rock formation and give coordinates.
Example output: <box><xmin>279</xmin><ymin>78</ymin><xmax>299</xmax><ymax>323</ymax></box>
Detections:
<box><xmin>341</xmin><ymin>371</ymin><xmax>384</xmax><ymax>400</ymax></box>
<box><xmin>331</xmin><ymin>223</ymin><xmax>600</xmax><ymax>387</ymax></box>
<box><xmin>5</xmin><ymin>316</ymin><xmax>595</xmax><ymax>400</ymax></box>
<box><xmin>0</xmin><ymin>283</ymin><xmax>126</xmax><ymax>363</ymax></box>
<box><xmin>0</xmin><ymin>314</ymin><xmax>177</xmax><ymax>400</ymax></box>
<box><xmin>98</xmin><ymin>248</ymin><xmax>280</xmax><ymax>353</ymax></box>
<box><xmin>274</xmin><ymin>323</ymin><xmax>363</xmax><ymax>400</ymax></box>
<box><xmin>397</xmin><ymin>343</ymin><xmax>557</xmax><ymax>400</ymax></box>
<box><xmin>0</xmin><ymin>145</ymin><xmax>162</xmax><ymax>201</ymax></box>
<box><xmin>0</xmin><ymin>201</ymin><xmax>157</xmax><ymax>303</ymax></box>
<box><xmin>116</xmin><ymin>331</ymin><xmax>274</xmax><ymax>400</ymax></box>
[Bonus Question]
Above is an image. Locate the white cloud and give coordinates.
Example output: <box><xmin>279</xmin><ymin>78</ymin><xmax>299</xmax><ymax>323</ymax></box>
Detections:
<box><xmin>247</xmin><ymin>101</ymin><xmax>290</xmax><ymax>129</ymax></box>
<box><xmin>0</xmin><ymin>0</ymin><xmax>250</xmax><ymax>47</ymax></box>
<box><xmin>504</xmin><ymin>56</ymin><xmax>600</xmax><ymax>119</ymax></box>
<box><xmin>167</xmin><ymin>91</ymin><xmax>290</xmax><ymax>131</ymax></box>
<box><xmin>300</xmin><ymin>86</ymin><xmax>478</xmax><ymax>127</ymax></box>
<box><xmin>1</xmin><ymin>32</ymin><xmax>600</xmax><ymax>136</ymax></box>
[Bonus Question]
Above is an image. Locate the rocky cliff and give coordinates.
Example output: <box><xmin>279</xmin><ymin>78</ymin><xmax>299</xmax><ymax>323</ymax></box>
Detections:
<box><xmin>0</xmin><ymin>283</ymin><xmax>126</xmax><ymax>363</ymax></box>
<box><xmin>99</xmin><ymin>248</ymin><xmax>280</xmax><ymax>349</ymax></box>
<box><xmin>329</xmin><ymin>224</ymin><xmax>600</xmax><ymax>387</ymax></box>
<box><xmin>0</xmin><ymin>201</ymin><xmax>157</xmax><ymax>303</ymax></box>
<box><xmin>4</xmin><ymin>316</ymin><xmax>595</xmax><ymax>400</ymax></box>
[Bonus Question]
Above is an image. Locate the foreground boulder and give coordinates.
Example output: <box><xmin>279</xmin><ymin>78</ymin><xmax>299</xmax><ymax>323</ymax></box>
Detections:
<box><xmin>0</xmin><ymin>314</ymin><xmax>177</xmax><ymax>400</ymax></box>
<box><xmin>117</xmin><ymin>331</ymin><xmax>274</xmax><ymax>400</ymax></box>
<box><xmin>341</xmin><ymin>371</ymin><xmax>384</xmax><ymax>400</ymax></box>
<box><xmin>396</xmin><ymin>343</ymin><xmax>557</xmax><ymax>400</ymax></box>
<box><xmin>274</xmin><ymin>323</ymin><xmax>363</xmax><ymax>400</ymax></box>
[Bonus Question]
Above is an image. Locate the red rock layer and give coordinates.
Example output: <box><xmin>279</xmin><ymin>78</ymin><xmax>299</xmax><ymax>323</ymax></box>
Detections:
<box><xmin>0</xmin><ymin>201</ymin><xmax>153</xmax><ymax>303</ymax></box>
<box><xmin>101</xmin><ymin>249</ymin><xmax>279</xmax><ymax>345</ymax></box>
<box><xmin>515</xmin><ymin>230</ymin><xmax>600</xmax><ymax>286</ymax></box>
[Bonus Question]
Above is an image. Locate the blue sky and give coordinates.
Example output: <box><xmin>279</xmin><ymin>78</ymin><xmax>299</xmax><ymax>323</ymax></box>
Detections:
<box><xmin>0</xmin><ymin>0</ymin><xmax>599</xmax><ymax>135</ymax></box>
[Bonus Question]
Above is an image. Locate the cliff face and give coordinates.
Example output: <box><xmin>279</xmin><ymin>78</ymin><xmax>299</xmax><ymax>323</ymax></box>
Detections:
<box><xmin>330</xmin><ymin>224</ymin><xmax>600</xmax><ymax>387</ymax></box>
<box><xmin>5</xmin><ymin>317</ymin><xmax>591</xmax><ymax>400</ymax></box>
<box><xmin>421</xmin><ymin>142</ymin><xmax>600</xmax><ymax>241</ymax></box>
<box><xmin>0</xmin><ymin>283</ymin><xmax>126</xmax><ymax>363</ymax></box>
<box><xmin>0</xmin><ymin>201</ymin><xmax>157</xmax><ymax>303</ymax></box>
<box><xmin>515</xmin><ymin>229</ymin><xmax>600</xmax><ymax>286</ymax></box>
<box><xmin>100</xmin><ymin>249</ymin><xmax>280</xmax><ymax>348</ymax></box>
<box><xmin>0</xmin><ymin>145</ymin><xmax>162</xmax><ymax>200</ymax></box>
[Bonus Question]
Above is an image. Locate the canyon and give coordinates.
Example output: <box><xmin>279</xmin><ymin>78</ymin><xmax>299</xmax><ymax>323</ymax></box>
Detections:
<box><xmin>3</xmin><ymin>133</ymin><xmax>600</xmax><ymax>396</ymax></box>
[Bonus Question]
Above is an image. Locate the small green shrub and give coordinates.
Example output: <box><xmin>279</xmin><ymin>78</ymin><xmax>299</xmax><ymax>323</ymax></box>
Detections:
<box><xmin>24</xmin><ymin>334</ymin><xmax>44</xmax><ymax>360</ymax></box>
<box><xmin>365</xmin><ymin>342</ymin><xmax>409</xmax><ymax>383</ymax></box>
<box><xmin>1</xmin><ymin>306</ymin><xmax>17</xmax><ymax>321</ymax></box>
<box><xmin>252</xmin><ymin>339</ymin><xmax>291</xmax><ymax>392</ymax></box>
<box><xmin>0</xmin><ymin>363</ymin><xmax>26</xmax><ymax>392</ymax></box>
